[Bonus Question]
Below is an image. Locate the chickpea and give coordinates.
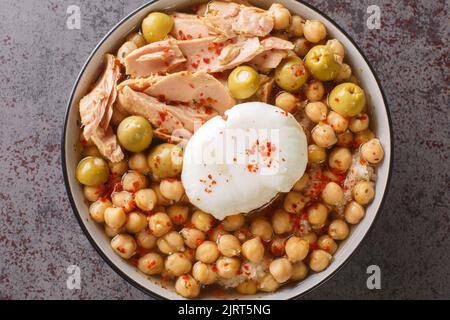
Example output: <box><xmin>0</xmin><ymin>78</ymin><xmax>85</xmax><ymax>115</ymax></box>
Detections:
<box><xmin>309</xmin><ymin>249</ymin><xmax>332</xmax><ymax>272</ymax></box>
<box><xmin>307</xmin><ymin>202</ymin><xmax>329</xmax><ymax>226</ymax></box>
<box><xmin>288</xmin><ymin>15</ymin><xmax>304</xmax><ymax>37</ymax></box>
<box><xmin>258</xmin><ymin>273</ymin><xmax>280</xmax><ymax>292</ymax></box>
<box><xmin>326</xmin><ymin>39</ymin><xmax>345</xmax><ymax>64</ymax></box>
<box><xmin>157</xmin><ymin>231</ymin><xmax>185</xmax><ymax>254</ymax></box>
<box><xmin>82</xmin><ymin>145</ymin><xmax>101</xmax><ymax>157</ymax></box>
<box><xmin>275</xmin><ymin>92</ymin><xmax>298</xmax><ymax>113</ymax></box>
<box><xmin>192</xmin><ymin>261</ymin><xmax>217</xmax><ymax>285</ymax></box>
<box><xmin>328</xmin><ymin>147</ymin><xmax>352</xmax><ymax>172</ymax></box>
<box><xmin>328</xmin><ymin>219</ymin><xmax>349</xmax><ymax>240</ymax></box>
<box><xmin>83</xmin><ymin>185</ymin><xmax>103</xmax><ymax>202</ymax></box>
<box><xmin>125</xmin><ymin>211</ymin><xmax>147</xmax><ymax>233</ymax></box>
<box><xmin>303</xmin><ymin>20</ymin><xmax>326</xmax><ymax>43</ymax></box>
<box><xmin>111</xmin><ymin>191</ymin><xmax>135</xmax><ymax>212</ymax></box>
<box><xmin>175</xmin><ymin>275</ymin><xmax>200</xmax><ymax>298</ymax></box>
<box><xmin>104</xmin><ymin>225</ymin><xmax>123</xmax><ymax>238</ymax></box>
<box><xmin>270</xmin><ymin>258</ymin><xmax>292</xmax><ymax>283</ymax></box>
<box><xmin>305</xmin><ymin>101</ymin><xmax>328</xmax><ymax>123</ymax></box>
<box><xmin>89</xmin><ymin>199</ymin><xmax>112</xmax><ymax>223</ymax></box>
<box><xmin>337</xmin><ymin>130</ymin><xmax>354</xmax><ymax>147</ymax></box>
<box><xmin>335</xmin><ymin>63</ymin><xmax>352</xmax><ymax>83</ymax></box>
<box><xmin>308</xmin><ymin>144</ymin><xmax>327</xmax><ymax>163</ymax></box>
<box><xmin>134</xmin><ymin>188</ymin><xmax>157</xmax><ymax>212</ymax></box>
<box><xmin>305</xmin><ymin>80</ymin><xmax>325</xmax><ymax>101</ymax></box>
<box><xmin>180</xmin><ymin>227</ymin><xmax>205</xmax><ymax>249</ymax></box>
<box><xmin>216</xmin><ymin>257</ymin><xmax>241</xmax><ymax>279</ymax></box>
<box><xmin>151</xmin><ymin>183</ymin><xmax>172</xmax><ymax>206</ymax></box>
<box><xmin>349</xmin><ymin>114</ymin><xmax>369</xmax><ymax>133</ymax></box>
<box><xmin>285</xmin><ymin>237</ymin><xmax>309</xmax><ymax>262</ymax></box>
<box><xmin>208</xmin><ymin>227</ymin><xmax>229</xmax><ymax>242</ymax></box>
<box><xmin>294</xmin><ymin>37</ymin><xmax>311</xmax><ymax>57</ymax></box>
<box><xmin>272</xmin><ymin>209</ymin><xmax>294</xmax><ymax>234</ymax></box>
<box><xmin>352</xmin><ymin>181</ymin><xmax>375</xmax><ymax>205</ymax></box>
<box><xmin>237</xmin><ymin>280</ymin><xmax>258</xmax><ymax>295</ymax></box>
<box><xmin>318</xmin><ymin>235</ymin><xmax>338</xmax><ymax>254</ymax></box>
<box><xmin>311</xmin><ymin>123</ymin><xmax>337</xmax><ymax>148</ymax></box>
<box><xmin>321</xmin><ymin>182</ymin><xmax>344</xmax><ymax>205</ymax></box>
<box><xmin>159</xmin><ymin>179</ymin><xmax>184</xmax><ymax>201</ymax></box>
<box><xmin>291</xmin><ymin>261</ymin><xmax>308</xmax><ymax>281</ymax></box>
<box><xmin>250</xmin><ymin>219</ymin><xmax>273</xmax><ymax>241</ymax></box>
<box><xmin>126</xmin><ymin>32</ymin><xmax>146</xmax><ymax>48</ymax></box>
<box><xmin>104</xmin><ymin>207</ymin><xmax>127</xmax><ymax>229</ymax></box>
<box><xmin>136</xmin><ymin>229</ymin><xmax>157</xmax><ymax>249</ymax></box>
<box><xmin>293</xmin><ymin>173</ymin><xmax>309</xmax><ymax>191</ymax></box>
<box><xmin>166</xmin><ymin>204</ymin><xmax>189</xmax><ymax>225</ymax></box>
<box><xmin>354</xmin><ymin>129</ymin><xmax>375</xmax><ymax>147</ymax></box>
<box><xmin>222</xmin><ymin>214</ymin><xmax>245</xmax><ymax>232</ymax></box>
<box><xmin>361</xmin><ymin>138</ymin><xmax>384</xmax><ymax>164</ymax></box>
<box><xmin>148</xmin><ymin>212</ymin><xmax>172</xmax><ymax>237</ymax></box>
<box><xmin>166</xmin><ymin>252</ymin><xmax>192</xmax><ymax>277</ymax></box>
<box><xmin>111</xmin><ymin>234</ymin><xmax>137</xmax><ymax>259</ymax></box>
<box><xmin>217</xmin><ymin>234</ymin><xmax>241</xmax><ymax>257</ymax></box>
<box><xmin>191</xmin><ymin>210</ymin><xmax>214</xmax><ymax>232</ymax></box>
<box><xmin>195</xmin><ymin>241</ymin><xmax>220</xmax><ymax>263</ymax></box>
<box><xmin>241</xmin><ymin>237</ymin><xmax>265</xmax><ymax>263</ymax></box>
<box><xmin>302</xmin><ymin>232</ymin><xmax>318</xmax><ymax>244</ymax></box>
<box><xmin>269</xmin><ymin>3</ymin><xmax>291</xmax><ymax>30</ymax></box>
<box><xmin>327</xmin><ymin>111</ymin><xmax>349</xmax><ymax>133</ymax></box>
<box><xmin>270</xmin><ymin>235</ymin><xmax>287</xmax><ymax>256</ymax></box>
<box><xmin>283</xmin><ymin>192</ymin><xmax>308</xmax><ymax>214</ymax></box>
<box><xmin>137</xmin><ymin>252</ymin><xmax>164</xmax><ymax>275</ymax></box>
<box><xmin>108</xmin><ymin>159</ymin><xmax>128</xmax><ymax>177</ymax></box>
<box><xmin>122</xmin><ymin>171</ymin><xmax>147</xmax><ymax>193</ymax></box>
<box><xmin>128</xmin><ymin>152</ymin><xmax>150</xmax><ymax>174</ymax></box>
<box><xmin>344</xmin><ymin>201</ymin><xmax>365</xmax><ymax>224</ymax></box>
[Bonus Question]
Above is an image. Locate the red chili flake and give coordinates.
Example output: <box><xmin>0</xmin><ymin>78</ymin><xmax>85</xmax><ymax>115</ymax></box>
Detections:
<box><xmin>309</xmin><ymin>242</ymin><xmax>320</xmax><ymax>250</ymax></box>
<box><xmin>147</xmin><ymin>260</ymin><xmax>156</xmax><ymax>269</ymax></box>
<box><xmin>211</xmin><ymin>180</ymin><xmax>217</xmax><ymax>185</ymax></box>
<box><xmin>208</xmin><ymin>174</ymin><xmax>212</xmax><ymax>179</ymax></box>
<box><xmin>191</xmin><ymin>61</ymin><xmax>199</xmax><ymax>69</ymax></box>
<box><xmin>223</xmin><ymin>262</ymin><xmax>229</xmax><ymax>267</ymax></box>
<box><xmin>132</xmin><ymin>181</ymin><xmax>140</xmax><ymax>191</ymax></box>
<box><xmin>80</xmin><ymin>138</ymin><xmax>88</xmax><ymax>146</ymax></box>
<box><xmin>335</xmin><ymin>98</ymin><xmax>340</xmax><ymax>102</ymax></box>
<box><xmin>243</xmin><ymin>264</ymin><xmax>249</xmax><ymax>270</ymax></box>
<box><xmin>186</xmin><ymin>34</ymin><xmax>193</xmax><ymax>40</ymax></box>
<box><xmin>360</xmin><ymin>159</ymin><xmax>367</xmax><ymax>165</ymax></box>
<box><xmin>196</xmin><ymin>239</ymin><xmax>204</xmax><ymax>246</ymax></box>
<box><xmin>182</xmin><ymin>275</ymin><xmax>190</xmax><ymax>281</ymax></box>
<box><xmin>203</xmin><ymin>57</ymin><xmax>211</xmax><ymax>63</ymax></box>
<box><xmin>211</xmin><ymin>265</ymin><xmax>218</xmax><ymax>272</ymax></box>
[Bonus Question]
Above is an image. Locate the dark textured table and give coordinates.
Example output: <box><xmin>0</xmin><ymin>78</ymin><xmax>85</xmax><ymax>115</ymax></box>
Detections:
<box><xmin>0</xmin><ymin>0</ymin><xmax>448</xmax><ymax>299</ymax></box>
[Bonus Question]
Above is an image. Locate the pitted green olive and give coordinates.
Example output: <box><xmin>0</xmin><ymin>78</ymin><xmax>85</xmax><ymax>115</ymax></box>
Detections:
<box><xmin>228</xmin><ymin>66</ymin><xmax>260</xmax><ymax>99</ymax></box>
<box><xmin>329</xmin><ymin>83</ymin><xmax>366</xmax><ymax>117</ymax></box>
<box><xmin>305</xmin><ymin>45</ymin><xmax>341</xmax><ymax>81</ymax></box>
<box><xmin>141</xmin><ymin>12</ymin><xmax>174</xmax><ymax>43</ymax></box>
<box><xmin>275</xmin><ymin>57</ymin><xmax>309</xmax><ymax>92</ymax></box>
<box><xmin>76</xmin><ymin>156</ymin><xmax>110</xmax><ymax>186</ymax></box>
<box><xmin>148</xmin><ymin>143</ymin><xmax>183</xmax><ymax>178</ymax></box>
<box><xmin>117</xmin><ymin>116</ymin><xmax>153</xmax><ymax>152</ymax></box>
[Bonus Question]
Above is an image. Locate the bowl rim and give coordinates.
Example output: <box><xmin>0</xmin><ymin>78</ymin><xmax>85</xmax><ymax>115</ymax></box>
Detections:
<box><xmin>61</xmin><ymin>0</ymin><xmax>393</xmax><ymax>300</ymax></box>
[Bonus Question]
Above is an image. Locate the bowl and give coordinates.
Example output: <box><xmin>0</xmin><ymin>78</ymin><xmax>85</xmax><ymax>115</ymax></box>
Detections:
<box><xmin>62</xmin><ymin>0</ymin><xmax>393</xmax><ymax>300</ymax></box>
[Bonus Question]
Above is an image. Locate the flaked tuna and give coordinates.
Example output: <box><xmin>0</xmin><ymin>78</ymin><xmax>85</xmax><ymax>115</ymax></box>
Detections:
<box><xmin>170</xmin><ymin>13</ymin><xmax>215</xmax><ymax>40</ymax></box>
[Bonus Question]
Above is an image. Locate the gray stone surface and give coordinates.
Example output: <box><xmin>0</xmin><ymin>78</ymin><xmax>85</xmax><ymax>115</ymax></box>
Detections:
<box><xmin>0</xmin><ymin>0</ymin><xmax>448</xmax><ymax>299</ymax></box>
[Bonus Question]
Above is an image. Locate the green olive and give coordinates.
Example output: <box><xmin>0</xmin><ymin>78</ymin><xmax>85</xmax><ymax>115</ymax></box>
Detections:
<box><xmin>76</xmin><ymin>156</ymin><xmax>110</xmax><ymax>186</ymax></box>
<box><xmin>147</xmin><ymin>143</ymin><xmax>183</xmax><ymax>178</ymax></box>
<box><xmin>228</xmin><ymin>66</ymin><xmax>260</xmax><ymax>99</ymax></box>
<box><xmin>275</xmin><ymin>56</ymin><xmax>309</xmax><ymax>92</ymax></box>
<box><xmin>117</xmin><ymin>116</ymin><xmax>153</xmax><ymax>152</ymax></box>
<box><xmin>329</xmin><ymin>83</ymin><xmax>366</xmax><ymax>117</ymax></box>
<box><xmin>141</xmin><ymin>12</ymin><xmax>174</xmax><ymax>43</ymax></box>
<box><xmin>305</xmin><ymin>45</ymin><xmax>341</xmax><ymax>81</ymax></box>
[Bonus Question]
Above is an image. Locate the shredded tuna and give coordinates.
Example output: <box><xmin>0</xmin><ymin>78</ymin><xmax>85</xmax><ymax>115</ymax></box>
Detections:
<box><xmin>90</xmin><ymin>126</ymin><xmax>124</xmax><ymax>163</ymax></box>
<box><xmin>170</xmin><ymin>12</ymin><xmax>215</xmax><ymax>40</ymax></box>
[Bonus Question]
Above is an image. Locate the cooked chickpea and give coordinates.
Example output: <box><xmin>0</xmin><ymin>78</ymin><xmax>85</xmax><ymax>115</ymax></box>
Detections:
<box><xmin>327</xmin><ymin>111</ymin><xmax>349</xmax><ymax>133</ymax></box>
<box><xmin>283</xmin><ymin>192</ymin><xmax>308</xmax><ymax>214</ymax></box>
<box><xmin>241</xmin><ymin>237</ymin><xmax>265</xmax><ymax>263</ymax></box>
<box><xmin>126</xmin><ymin>32</ymin><xmax>146</xmax><ymax>48</ymax></box>
<box><xmin>137</xmin><ymin>252</ymin><xmax>163</xmax><ymax>275</ymax></box>
<box><xmin>293</xmin><ymin>173</ymin><xmax>309</xmax><ymax>191</ymax></box>
<box><xmin>128</xmin><ymin>152</ymin><xmax>150</xmax><ymax>174</ymax></box>
<box><xmin>167</xmin><ymin>204</ymin><xmax>189</xmax><ymax>225</ymax></box>
<box><xmin>308</xmin><ymin>144</ymin><xmax>327</xmax><ymax>163</ymax></box>
<box><xmin>349</xmin><ymin>114</ymin><xmax>369</xmax><ymax>133</ymax></box>
<box><xmin>301</xmin><ymin>232</ymin><xmax>318</xmax><ymax>244</ymax></box>
<box><xmin>111</xmin><ymin>191</ymin><xmax>135</xmax><ymax>212</ymax></box>
<box><xmin>272</xmin><ymin>209</ymin><xmax>293</xmax><ymax>234</ymax></box>
<box><xmin>216</xmin><ymin>257</ymin><xmax>241</xmax><ymax>279</ymax></box>
<box><xmin>83</xmin><ymin>185</ymin><xmax>103</xmax><ymax>202</ymax></box>
<box><xmin>108</xmin><ymin>159</ymin><xmax>128</xmax><ymax>176</ymax></box>
<box><xmin>328</xmin><ymin>219</ymin><xmax>350</xmax><ymax>240</ymax></box>
<box><xmin>180</xmin><ymin>227</ymin><xmax>205</xmax><ymax>249</ymax></box>
<box><xmin>136</xmin><ymin>229</ymin><xmax>157</xmax><ymax>249</ymax></box>
<box><xmin>294</xmin><ymin>37</ymin><xmax>311</xmax><ymax>57</ymax></box>
<box><xmin>326</xmin><ymin>39</ymin><xmax>345</xmax><ymax>63</ymax></box>
<box><xmin>111</xmin><ymin>234</ymin><xmax>137</xmax><ymax>259</ymax></box>
<box><xmin>361</xmin><ymin>138</ymin><xmax>384</xmax><ymax>164</ymax></box>
<box><xmin>318</xmin><ymin>235</ymin><xmax>338</xmax><ymax>254</ymax></box>
<box><xmin>104</xmin><ymin>207</ymin><xmax>127</xmax><ymax>229</ymax></box>
<box><xmin>157</xmin><ymin>231</ymin><xmax>185</xmax><ymax>254</ymax></box>
<box><xmin>192</xmin><ymin>261</ymin><xmax>217</xmax><ymax>285</ymax></box>
<box><xmin>321</xmin><ymin>182</ymin><xmax>344</xmax><ymax>205</ymax></box>
<box><xmin>307</xmin><ymin>202</ymin><xmax>328</xmax><ymax>226</ymax></box>
<box><xmin>125</xmin><ymin>211</ymin><xmax>148</xmax><ymax>233</ymax></box>
<box><xmin>337</xmin><ymin>130</ymin><xmax>354</xmax><ymax>147</ymax></box>
<box><xmin>196</xmin><ymin>241</ymin><xmax>220</xmax><ymax>264</ymax></box>
<box><xmin>285</xmin><ymin>237</ymin><xmax>309</xmax><ymax>262</ymax></box>
<box><xmin>222</xmin><ymin>214</ymin><xmax>245</xmax><ymax>232</ymax></box>
<box><xmin>269</xmin><ymin>3</ymin><xmax>291</xmax><ymax>30</ymax></box>
<box><xmin>165</xmin><ymin>253</ymin><xmax>192</xmax><ymax>277</ymax></box>
<box><xmin>134</xmin><ymin>188</ymin><xmax>157</xmax><ymax>212</ymax></box>
<box><xmin>270</xmin><ymin>236</ymin><xmax>287</xmax><ymax>256</ymax></box>
<box><xmin>305</xmin><ymin>101</ymin><xmax>328</xmax><ymax>123</ymax></box>
<box><xmin>89</xmin><ymin>199</ymin><xmax>112</xmax><ymax>223</ymax></box>
<box><xmin>288</xmin><ymin>15</ymin><xmax>304</xmax><ymax>37</ymax></box>
<box><xmin>328</xmin><ymin>147</ymin><xmax>352</xmax><ymax>172</ymax></box>
<box><xmin>250</xmin><ymin>219</ymin><xmax>273</xmax><ymax>241</ymax></box>
<box><xmin>159</xmin><ymin>179</ymin><xmax>184</xmax><ymax>202</ymax></box>
<box><xmin>218</xmin><ymin>234</ymin><xmax>241</xmax><ymax>257</ymax></box>
<box><xmin>82</xmin><ymin>145</ymin><xmax>101</xmax><ymax>157</ymax></box>
<box><xmin>303</xmin><ymin>20</ymin><xmax>326</xmax><ymax>43</ymax></box>
<box><xmin>148</xmin><ymin>212</ymin><xmax>172</xmax><ymax>237</ymax></box>
<box><xmin>151</xmin><ymin>183</ymin><xmax>171</xmax><ymax>206</ymax></box>
<box><xmin>354</xmin><ymin>129</ymin><xmax>375</xmax><ymax>147</ymax></box>
<box><xmin>236</xmin><ymin>280</ymin><xmax>258</xmax><ymax>295</ymax></box>
<box><xmin>258</xmin><ymin>273</ymin><xmax>280</xmax><ymax>292</ymax></box>
<box><xmin>275</xmin><ymin>92</ymin><xmax>298</xmax><ymax>113</ymax></box>
<box><xmin>335</xmin><ymin>63</ymin><xmax>352</xmax><ymax>83</ymax></box>
<box><xmin>291</xmin><ymin>261</ymin><xmax>308</xmax><ymax>281</ymax></box>
<box><xmin>344</xmin><ymin>201</ymin><xmax>365</xmax><ymax>224</ymax></box>
<box><xmin>309</xmin><ymin>249</ymin><xmax>332</xmax><ymax>272</ymax></box>
<box><xmin>352</xmin><ymin>181</ymin><xmax>375</xmax><ymax>205</ymax></box>
<box><xmin>269</xmin><ymin>258</ymin><xmax>293</xmax><ymax>283</ymax></box>
<box><xmin>191</xmin><ymin>210</ymin><xmax>214</xmax><ymax>232</ymax></box>
<box><xmin>122</xmin><ymin>171</ymin><xmax>147</xmax><ymax>193</ymax></box>
<box><xmin>175</xmin><ymin>275</ymin><xmax>200</xmax><ymax>298</ymax></box>
<box><xmin>311</xmin><ymin>123</ymin><xmax>337</xmax><ymax>148</ymax></box>
<box><xmin>305</xmin><ymin>80</ymin><xmax>325</xmax><ymax>101</ymax></box>
<box><xmin>104</xmin><ymin>225</ymin><xmax>123</xmax><ymax>238</ymax></box>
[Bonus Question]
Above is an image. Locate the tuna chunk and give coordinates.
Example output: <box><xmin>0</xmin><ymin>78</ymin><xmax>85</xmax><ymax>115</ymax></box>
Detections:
<box><xmin>90</xmin><ymin>126</ymin><xmax>124</xmax><ymax>163</ymax></box>
<box><xmin>170</xmin><ymin>13</ymin><xmax>215</xmax><ymax>40</ymax></box>
<box><xmin>250</xmin><ymin>37</ymin><xmax>295</xmax><ymax>69</ymax></box>
<box><xmin>124</xmin><ymin>39</ymin><xmax>186</xmax><ymax>77</ymax></box>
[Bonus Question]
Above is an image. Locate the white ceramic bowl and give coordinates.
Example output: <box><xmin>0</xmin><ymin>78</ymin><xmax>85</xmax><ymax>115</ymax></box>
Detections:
<box><xmin>62</xmin><ymin>0</ymin><xmax>392</xmax><ymax>300</ymax></box>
